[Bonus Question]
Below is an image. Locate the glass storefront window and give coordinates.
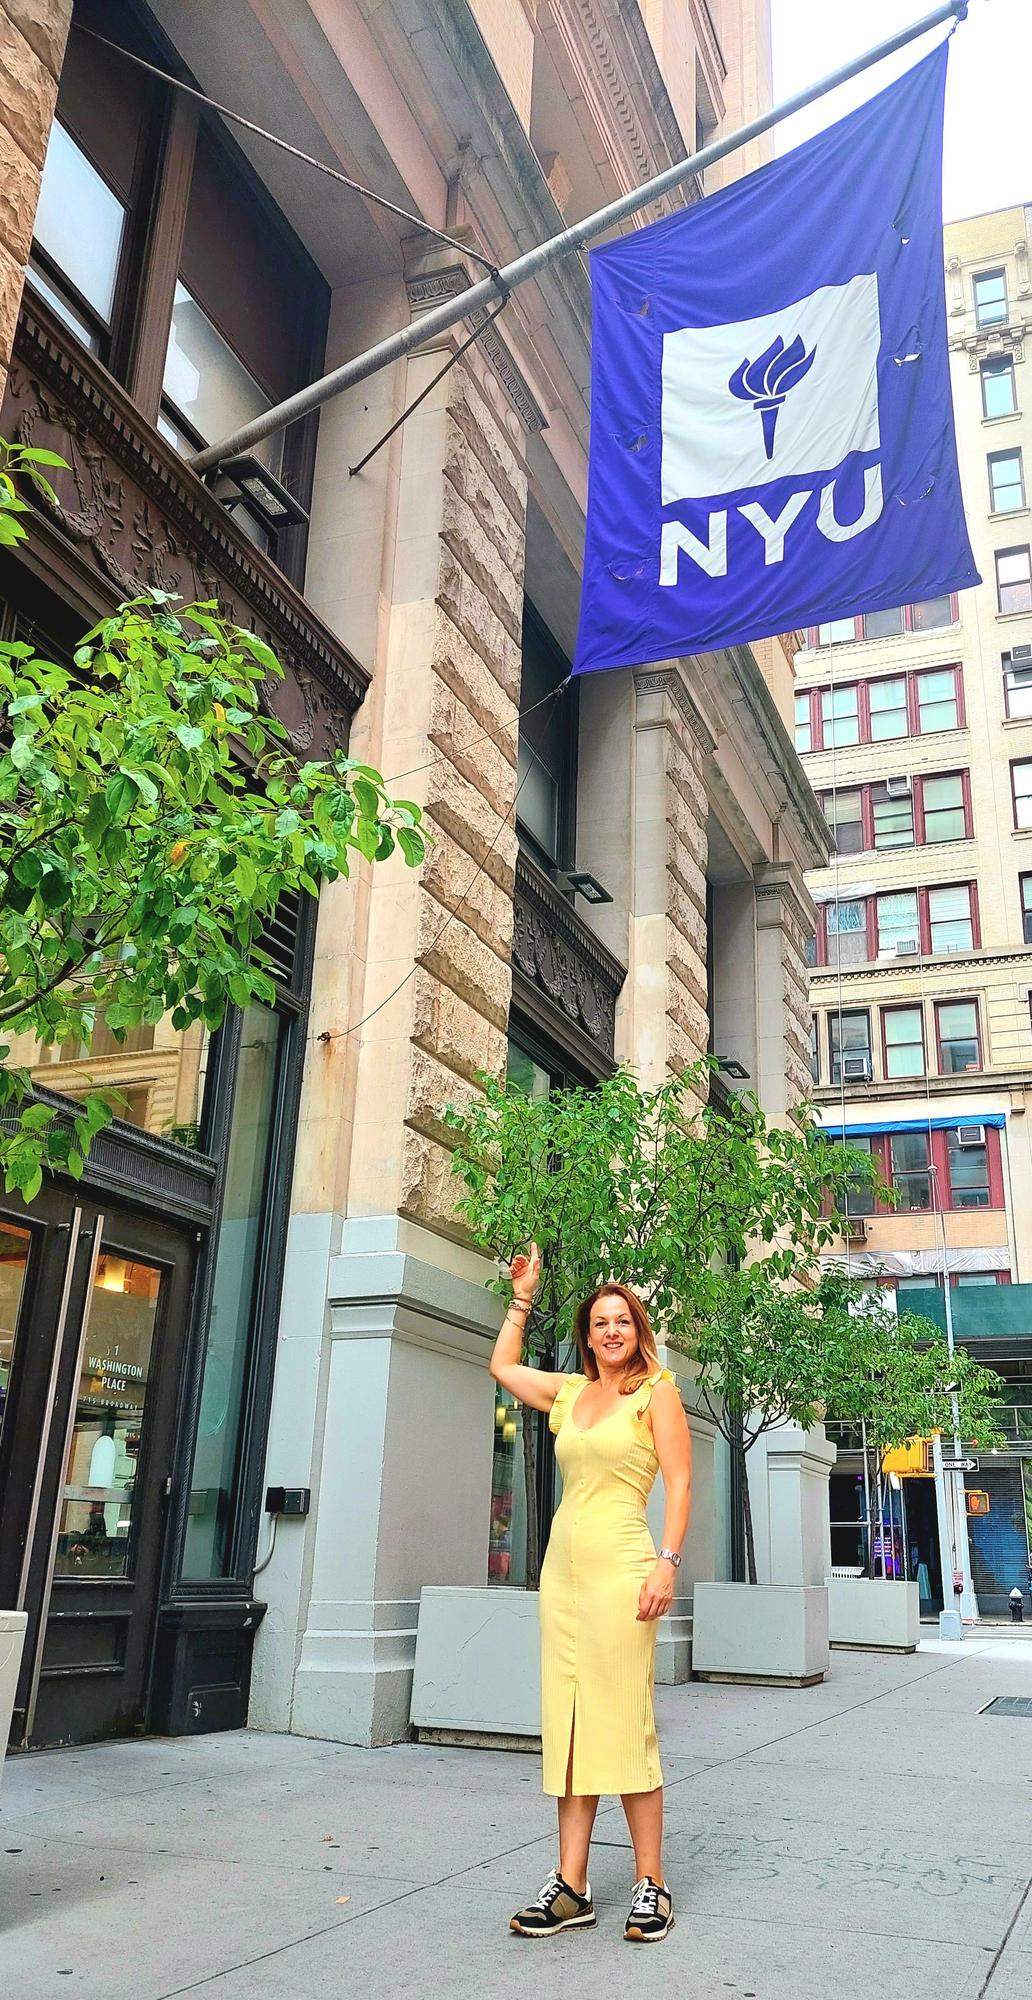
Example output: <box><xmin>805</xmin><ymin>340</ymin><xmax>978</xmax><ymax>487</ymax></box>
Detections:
<box><xmin>183</xmin><ymin>1004</ymin><xmax>282</xmax><ymax>1578</ymax></box>
<box><xmin>55</xmin><ymin>1254</ymin><xmax>161</xmax><ymax>1578</ymax></box>
<box><xmin>0</xmin><ymin>1222</ymin><xmax>31</xmax><ymax>1453</ymax></box>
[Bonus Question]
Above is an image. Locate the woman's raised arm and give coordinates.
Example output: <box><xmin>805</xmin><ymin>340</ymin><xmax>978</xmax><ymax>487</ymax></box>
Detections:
<box><xmin>489</xmin><ymin>1242</ymin><xmax>565</xmax><ymax>1413</ymax></box>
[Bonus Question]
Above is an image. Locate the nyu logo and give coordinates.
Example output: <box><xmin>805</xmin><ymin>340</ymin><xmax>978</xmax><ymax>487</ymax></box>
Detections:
<box><xmin>728</xmin><ymin>335</ymin><xmax>817</xmax><ymax>460</ymax></box>
<box><xmin>658</xmin><ymin>273</ymin><xmax>883</xmax><ymax>586</ymax></box>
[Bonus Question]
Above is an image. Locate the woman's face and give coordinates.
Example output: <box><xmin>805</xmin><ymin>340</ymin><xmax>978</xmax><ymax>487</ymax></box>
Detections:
<box><xmin>589</xmin><ymin>1293</ymin><xmax>639</xmax><ymax>1372</ymax></box>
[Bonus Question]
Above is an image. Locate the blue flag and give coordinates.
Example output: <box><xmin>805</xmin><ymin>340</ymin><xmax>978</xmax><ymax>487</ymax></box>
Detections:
<box><xmin>573</xmin><ymin>43</ymin><xmax>979</xmax><ymax>677</ymax></box>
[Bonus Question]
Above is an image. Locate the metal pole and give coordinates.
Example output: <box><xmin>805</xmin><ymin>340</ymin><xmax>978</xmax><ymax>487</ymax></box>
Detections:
<box><xmin>190</xmin><ymin>0</ymin><xmax>968</xmax><ymax>474</ymax></box>
<box><xmin>931</xmin><ymin>1431</ymin><xmax>962</xmax><ymax>1639</ymax></box>
<box><xmin>942</xmin><ymin>1272</ymin><xmax>979</xmax><ymax>1620</ymax></box>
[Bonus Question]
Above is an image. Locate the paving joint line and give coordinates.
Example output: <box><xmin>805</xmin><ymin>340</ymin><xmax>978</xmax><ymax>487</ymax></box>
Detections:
<box><xmin>979</xmin><ymin>1872</ymin><xmax>1032</xmax><ymax>1997</ymax></box>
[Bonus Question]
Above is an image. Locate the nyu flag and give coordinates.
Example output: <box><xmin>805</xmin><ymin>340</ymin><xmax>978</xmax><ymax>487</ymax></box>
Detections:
<box><xmin>574</xmin><ymin>44</ymin><xmax>979</xmax><ymax>676</ymax></box>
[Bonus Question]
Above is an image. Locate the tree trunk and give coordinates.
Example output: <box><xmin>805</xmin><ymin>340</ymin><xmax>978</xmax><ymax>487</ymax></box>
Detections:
<box><xmin>740</xmin><ymin>1442</ymin><xmax>758</xmax><ymax>1585</ymax></box>
<box><xmin>523</xmin><ymin>1404</ymin><xmax>540</xmax><ymax>1590</ymax></box>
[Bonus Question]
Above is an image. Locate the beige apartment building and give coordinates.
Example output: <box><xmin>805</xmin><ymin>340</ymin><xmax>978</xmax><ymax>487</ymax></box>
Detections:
<box><xmin>797</xmin><ymin>203</ymin><xmax>1032</xmax><ymax>1611</ymax></box>
<box><xmin>0</xmin><ymin>0</ymin><xmax>824</xmax><ymax>1751</ymax></box>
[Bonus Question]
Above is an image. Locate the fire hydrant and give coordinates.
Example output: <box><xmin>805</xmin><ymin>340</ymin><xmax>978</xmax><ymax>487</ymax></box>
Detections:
<box><xmin>1010</xmin><ymin>1587</ymin><xmax>1024</xmax><ymax>1623</ymax></box>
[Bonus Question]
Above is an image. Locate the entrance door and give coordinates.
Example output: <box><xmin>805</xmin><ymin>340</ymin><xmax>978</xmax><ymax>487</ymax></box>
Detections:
<box><xmin>0</xmin><ymin>1194</ymin><xmax>194</xmax><ymax>1748</ymax></box>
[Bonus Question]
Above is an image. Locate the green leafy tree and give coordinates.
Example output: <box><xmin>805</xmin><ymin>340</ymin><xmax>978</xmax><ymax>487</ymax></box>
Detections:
<box><xmin>445</xmin><ymin>1062</ymin><xmax>878</xmax><ymax>1585</ymax></box>
<box><xmin>1</xmin><ymin>453</ymin><xmax>425</xmax><ymax>1198</ymax></box>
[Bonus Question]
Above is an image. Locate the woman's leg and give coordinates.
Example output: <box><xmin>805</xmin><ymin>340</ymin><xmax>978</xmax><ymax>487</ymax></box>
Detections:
<box><xmin>557</xmin><ymin>1728</ymin><xmax>598</xmax><ymax>1892</ymax></box>
<box><xmin>621</xmin><ymin>1785</ymin><xmax>664</xmax><ymax>1883</ymax></box>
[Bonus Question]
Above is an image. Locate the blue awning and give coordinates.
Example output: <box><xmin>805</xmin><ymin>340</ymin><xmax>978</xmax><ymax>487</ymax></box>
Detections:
<box><xmin>824</xmin><ymin>1113</ymin><xmax>1006</xmax><ymax>1138</ymax></box>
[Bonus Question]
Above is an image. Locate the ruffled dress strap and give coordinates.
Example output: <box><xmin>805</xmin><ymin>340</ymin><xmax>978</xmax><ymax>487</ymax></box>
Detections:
<box><xmin>549</xmin><ymin>1373</ymin><xmax>586</xmax><ymax>1435</ymax></box>
<box><xmin>631</xmin><ymin>1367</ymin><xmax>676</xmax><ymax>1420</ymax></box>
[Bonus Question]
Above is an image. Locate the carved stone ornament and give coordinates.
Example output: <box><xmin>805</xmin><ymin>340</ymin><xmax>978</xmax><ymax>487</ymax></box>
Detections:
<box><xmin>2</xmin><ymin>297</ymin><xmax>367</xmax><ymax>756</ymax></box>
<box><xmin>512</xmin><ymin>851</ymin><xmax>624</xmax><ymax>1059</ymax></box>
<box><xmin>405</xmin><ymin>269</ymin><xmax>545</xmax><ymax>432</ymax></box>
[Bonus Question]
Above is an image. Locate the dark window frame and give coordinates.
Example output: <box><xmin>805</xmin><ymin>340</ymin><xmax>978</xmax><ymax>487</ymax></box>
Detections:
<box><xmin>818</xmin><ymin>769</ymin><xmax>972</xmax><ymax>855</ymax></box>
<box><xmin>806</xmin><ymin>594</ymin><xmax>959</xmax><ymax>651</ymax></box>
<box><xmin>973</xmin><ymin>267</ymin><xmax>1008</xmax><ymax>328</ymax></box>
<box><xmin>980</xmin><ymin>353</ymin><xmax>1018</xmax><ymax>419</ymax></box>
<box><xmin>996</xmin><ymin>545</ymin><xmax>1032</xmax><ymax>615</ymax></box>
<box><xmin>880</xmin><ymin>1003</ymin><xmax>926</xmax><ymax>1081</ymax></box>
<box><xmin>988</xmin><ymin>446</ymin><xmax>1026</xmax><ymax>516</ymax></box>
<box><xmin>934</xmin><ymin>996</ymin><xmax>983</xmax><ymax>1077</ymax></box>
<box><xmin>814</xmin><ymin>880</ymin><xmax>979</xmax><ymax>966</ymax></box>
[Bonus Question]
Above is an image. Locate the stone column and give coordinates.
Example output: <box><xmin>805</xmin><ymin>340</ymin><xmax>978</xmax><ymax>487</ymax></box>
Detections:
<box><xmin>629</xmin><ymin>668</ymin><xmax>711</xmax><ymax>1083</ymax></box>
<box><xmin>0</xmin><ymin>1</ymin><xmax>71</xmax><ymax>397</ymax></box>
<box><xmin>753</xmin><ymin>861</ymin><xmax>817</xmax><ymax>1116</ymax></box>
<box><xmin>275</xmin><ymin>305</ymin><xmax>539</xmax><ymax>1745</ymax></box>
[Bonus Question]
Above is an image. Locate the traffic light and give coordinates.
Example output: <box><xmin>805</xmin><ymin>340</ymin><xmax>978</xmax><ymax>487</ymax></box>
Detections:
<box><xmin>966</xmin><ymin>1490</ymin><xmax>990</xmax><ymax>1516</ymax></box>
<box><xmin>881</xmin><ymin>1437</ymin><xmax>931</xmax><ymax>1477</ymax></box>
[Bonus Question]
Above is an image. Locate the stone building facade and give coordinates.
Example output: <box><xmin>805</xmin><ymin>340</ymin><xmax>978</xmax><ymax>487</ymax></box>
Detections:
<box><xmin>0</xmin><ymin>0</ymin><xmax>824</xmax><ymax>1750</ymax></box>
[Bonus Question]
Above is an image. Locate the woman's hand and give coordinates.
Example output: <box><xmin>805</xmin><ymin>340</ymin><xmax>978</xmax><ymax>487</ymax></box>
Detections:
<box><xmin>510</xmin><ymin>1240</ymin><xmax>541</xmax><ymax>1305</ymax></box>
<box><xmin>637</xmin><ymin>1560</ymin><xmax>676</xmax><ymax>1623</ymax></box>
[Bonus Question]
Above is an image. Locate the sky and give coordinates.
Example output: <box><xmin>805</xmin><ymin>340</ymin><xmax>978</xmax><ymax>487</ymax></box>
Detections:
<box><xmin>770</xmin><ymin>0</ymin><xmax>1031</xmax><ymax>223</ymax></box>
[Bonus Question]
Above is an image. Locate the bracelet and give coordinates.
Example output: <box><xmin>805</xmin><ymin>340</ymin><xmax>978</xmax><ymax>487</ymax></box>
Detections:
<box><xmin>508</xmin><ymin>1299</ymin><xmax>533</xmax><ymax>1315</ymax></box>
<box><xmin>658</xmin><ymin>1548</ymin><xmax>682</xmax><ymax>1568</ymax></box>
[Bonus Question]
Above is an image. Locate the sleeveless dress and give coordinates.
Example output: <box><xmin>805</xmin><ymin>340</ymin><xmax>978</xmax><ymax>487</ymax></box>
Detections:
<box><xmin>539</xmin><ymin>1368</ymin><xmax>675</xmax><ymax>1798</ymax></box>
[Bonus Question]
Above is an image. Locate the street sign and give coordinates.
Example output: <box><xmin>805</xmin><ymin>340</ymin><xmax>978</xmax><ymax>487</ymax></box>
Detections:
<box><xmin>941</xmin><ymin>1456</ymin><xmax>979</xmax><ymax>1472</ymax></box>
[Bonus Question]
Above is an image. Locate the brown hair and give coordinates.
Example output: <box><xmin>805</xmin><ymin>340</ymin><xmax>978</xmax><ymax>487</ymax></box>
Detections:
<box><xmin>573</xmin><ymin>1283</ymin><xmax>660</xmax><ymax>1396</ymax></box>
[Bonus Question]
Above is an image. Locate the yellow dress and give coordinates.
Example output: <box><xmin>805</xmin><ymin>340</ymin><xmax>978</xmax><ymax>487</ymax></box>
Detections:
<box><xmin>539</xmin><ymin>1369</ymin><xmax>675</xmax><ymax>1798</ymax></box>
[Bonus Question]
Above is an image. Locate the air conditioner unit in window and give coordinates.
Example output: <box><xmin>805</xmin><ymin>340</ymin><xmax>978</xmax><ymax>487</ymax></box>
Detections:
<box><xmin>1010</xmin><ymin>665</ymin><xmax>1032</xmax><ymax>689</ymax></box>
<box><xmin>1010</xmin><ymin>642</ymin><xmax>1032</xmax><ymax>663</ymax></box>
<box><xmin>885</xmin><ymin>775</ymin><xmax>912</xmax><ymax>798</ymax></box>
<box><xmin>844</xmin><ymin>1215</ymin><xmax>869</xmax><ymax>1243</ymax></box>
<box><xmin>895</xmin><ymin>939</ymin><xmax>921</xmax><ymax>955</ymax></box>
<box><xmin>841</xmin><ymin>1053</ymin><xmax>873</xmax><ymax>1083</ymax></box>
<box><xmin>956</xmin><ymin>1125</ymin><xmax>986</xmax><ymax>1148</ymax></box>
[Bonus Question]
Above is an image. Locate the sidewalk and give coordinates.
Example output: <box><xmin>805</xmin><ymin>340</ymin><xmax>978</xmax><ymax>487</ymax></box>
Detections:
<box><xmin>3</xmin><ymin>1637</ymin><xmax>1032</xmax><ymax>2000</ymax></box>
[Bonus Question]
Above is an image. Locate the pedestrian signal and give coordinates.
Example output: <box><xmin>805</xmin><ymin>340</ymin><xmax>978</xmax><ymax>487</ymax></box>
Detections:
<box><xmin>966</xmin><ymin>1490</ymin><xmax>990</xmax><ymax>1516</ymax></box>
<box><xmin>881</xmin><ymin>1438</ymin><xmax>931</xmax><ymax>1477</ymax></box>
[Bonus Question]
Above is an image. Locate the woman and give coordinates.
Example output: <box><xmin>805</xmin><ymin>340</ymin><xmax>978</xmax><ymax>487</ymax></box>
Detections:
<box><xmin>491</xmin><ymin>1242</ymin><xmax>692</xmax><ymax>1944</ymax></box>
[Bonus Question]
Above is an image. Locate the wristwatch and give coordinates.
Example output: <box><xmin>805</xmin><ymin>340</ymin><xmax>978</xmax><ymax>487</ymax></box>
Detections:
<box><xmin>658</xmin><ymin>1548</ymin><xmax>681</xmax><ymax>1568</ymax></box>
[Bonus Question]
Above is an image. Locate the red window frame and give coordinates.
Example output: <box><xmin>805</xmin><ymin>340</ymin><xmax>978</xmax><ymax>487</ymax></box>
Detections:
<box><xmin>818</xmin><ymin>770</ymin><xmax>971</xmax><ymax>855</ymax></box>
<box><xmin>850</xmin><ymin>1126</ymin><xmax>1004</xmax><ymax>1213</ymax></box>
<box><xmin>814</xmin><ymin>882</ymin><xmax>979</xmax><ymax>966</ymax></box>
<box><xmin>880</xmin><ymin>1004</ymin><xmax>926</xmax><ymax>1080</ymax></box>
<box><xmin>1011</xmin><ymin>758</ymin><xmax>1032</xmax><ymax>829</ymax></box>
<box><xmin>807</xmin><ymin>595</ymin><xmax>959</xmax><ymax>649</ymax></box>
<box><xmin>934</xmin><ymin>996</ymin><xmax>982</xmax><ymax>1076</ymax></box>
<box><xmin>797</xmin><ymin>662</ymin><xmax>965</xmax><ymax>753</ymax></box>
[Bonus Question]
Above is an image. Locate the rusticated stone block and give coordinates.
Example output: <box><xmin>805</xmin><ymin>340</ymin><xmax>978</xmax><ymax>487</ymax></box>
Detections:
<box><xmin>0</xmin><ymin>9</ymin><xmax>58</xmax><ymax>165</ymax></box>
<box><xmin>0</xmin><ymin>230</ymin><xmax>25</xmax><ymax>382</ymax></box>
<box><xmin>444</xmin><ymin>414</ymin><xmax>525</xmax><ymax>562</ymax></box>
<box><xmin>1</xmin><ymin>0</ymin><xmax>71</xmax><ymax>80</ymax></box>
<box><xmin>441</xmin><ymin>476</ymin><xmax>523</xmax><ymax>642</ymax></box>
<box><xmin>424</xmin><ymin>754</ymin><xmax>518</xmax><ymax>894</ymax></box>
<box><xmin>0</xmin><ymin>118</ymin><xmax>40</xmax><ymax>262</ymax></box>
<box><xmin>406</xmin><ymin>1041</ymin><xmax>480</xmax><ymax>1148</ymax></box>
<box><xmin>436</xmin><ymin>544</ymin><xmax>522</xmax><ymax>696</ymax></box>
<box><xmin>416</xmin><ymin>889</ymin><xmax>512</xmax><ymax>1032</ymax></box>
<box><xmin>427</xmin><ymin>674</ymin><xmax>516</xmax><ymax>823</ymax></box>
<box><xmin>411</xmin><ymin>967</ymin><xmax>506</xmax><ymax>1088</ymax></box>
<box><xmin>448</xmin><ymin>366</ymin><xmax>527</xmax><ymax>525</ymax></box>
<box><xmin>421</xmin><ymin>824</ymin><xmax>515</xmax><ymax>960</ymax></box>
<box><xmin>399</xmin><ymin>1124</ymin><xmax>469</xmax><ymax>1234</ymax></box>
<box><xmin>432</xmin><ymin>603</ymin><xmax>521</xmax><ymax>739</ymax></box>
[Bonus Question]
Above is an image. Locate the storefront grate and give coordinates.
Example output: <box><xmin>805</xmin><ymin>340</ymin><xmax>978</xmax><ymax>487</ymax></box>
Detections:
<box><xmin>981</xmin><ymin>1697</ymin><xmax>1032</xmax><ymax>1718</ymax></box>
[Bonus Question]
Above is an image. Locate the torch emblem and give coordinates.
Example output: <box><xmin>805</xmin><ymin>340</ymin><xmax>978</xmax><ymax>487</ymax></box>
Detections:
<box><xmin>728</xmin><ymin>334</ymin><xmax>817</xmax><ymax>460</ymax></box>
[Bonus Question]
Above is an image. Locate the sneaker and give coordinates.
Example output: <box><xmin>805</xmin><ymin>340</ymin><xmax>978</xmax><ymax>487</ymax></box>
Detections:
<box><xmin>624</xmin><ymin>1876</ymin><xmax>674</xmax><ymax>1942</ymax></box>
<box><xmin>509</xmin><ymin>1868</ymin><xmax>596</xmax><ymax>1937</ymax></box>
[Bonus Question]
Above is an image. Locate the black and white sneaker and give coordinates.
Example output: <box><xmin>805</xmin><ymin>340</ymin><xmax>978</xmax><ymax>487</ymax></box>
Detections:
<box><xmin>624</xmin><ymin>1876</ymin><xmax>674</xmax><ymax>1942</ymax></box>
<box><xmin>510</xmin><ymin>1868</ymin><xmax>596</xmax><ymax>1937</ymax></box>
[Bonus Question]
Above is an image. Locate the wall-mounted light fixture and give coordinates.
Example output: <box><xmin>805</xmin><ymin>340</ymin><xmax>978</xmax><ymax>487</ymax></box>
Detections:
<box><xmin>212</xmin><ymin>454</ymin><xmax>310</xmax><ymax>534</ymax></box>
<box><xmin>716</xmin><ymin>1056</ymin><xmax>750</xmax><ymax>1081</ymax></box>
<box><xmin>563</xmin><ymin>869</ymin><xmax>613</xmax><ymax>905</ymax></box>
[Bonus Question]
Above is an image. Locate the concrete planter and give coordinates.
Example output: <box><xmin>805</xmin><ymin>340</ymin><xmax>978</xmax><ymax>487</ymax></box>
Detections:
<box><xmin>410</xmin><ymin>1584</ymin><xmax>691</xmax><ymax>1746</ymax></box>
<box><xmin>827</xmin><ymin>1577</ymin><xmax>920</xmax><ymax>1654</ymax></box>
<box><xmin>0</xmin><ymin>1612</ymin><xmax>27</xmax><ymax>1783</ymax></box>
<box><xmin>692</xmin><ymin>1581</ymin><xmax>829</xmax><ymax>1686</ymax></box>
<box><xmin>411</xmin><ymin>1586</ymin><xmax>541</xmax><ymax>1746</ymax></box>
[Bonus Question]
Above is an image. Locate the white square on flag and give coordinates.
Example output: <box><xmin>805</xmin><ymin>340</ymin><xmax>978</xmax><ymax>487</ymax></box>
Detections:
<box><xmin>660</xmin><ymin>272</ymin><xmax>882</xmax><ymax>503</ymax></box>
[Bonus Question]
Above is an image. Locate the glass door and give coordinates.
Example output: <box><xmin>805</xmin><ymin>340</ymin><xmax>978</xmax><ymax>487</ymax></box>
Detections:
<box><xmin>0</xmin><ymin>1196</ymin><xmax>194</xmax><ymax>1749</ymax></box>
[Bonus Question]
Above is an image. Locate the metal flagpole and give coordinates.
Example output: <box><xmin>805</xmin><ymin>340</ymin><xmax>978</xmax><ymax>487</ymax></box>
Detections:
<box><xmin>190</xmin><ymin>0</ymin><xmax>969</xmax><ymax>475</ymax></box>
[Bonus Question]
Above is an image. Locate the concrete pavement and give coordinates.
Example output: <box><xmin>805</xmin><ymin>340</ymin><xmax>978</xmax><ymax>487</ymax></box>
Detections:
<box><xmin>2</xmin><ymin>1635</ymin><xmax>1032</xmax><ymax>1999</ymax></box>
